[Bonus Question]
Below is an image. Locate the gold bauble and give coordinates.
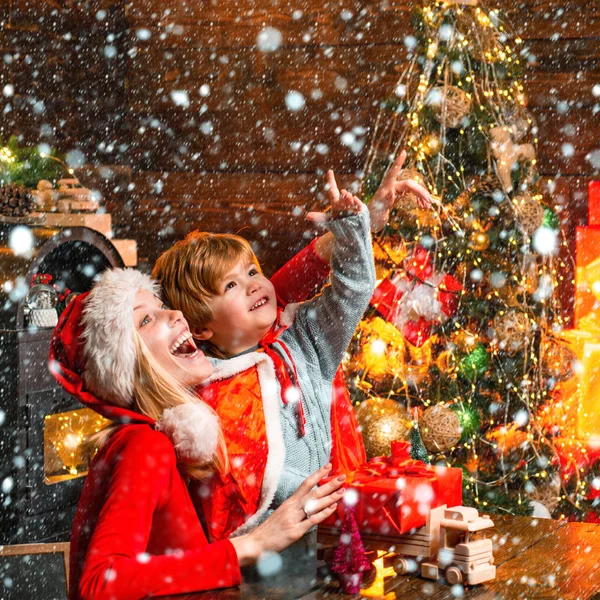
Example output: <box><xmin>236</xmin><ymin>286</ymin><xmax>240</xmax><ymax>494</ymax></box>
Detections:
<box><xmin>423</xmin><ymin>134</ymin><xmax>441</xmax><ymax>156</ymax></box>
<box><xmin>493</xmin><ymin>310</ymin><xmax>531</xmax><ymax>354</ymax></box>
<box><xmin>469</xmin><ymin>231</ymin><xmax>490</xmax><ymax>251</ymax></box>
<box><xmin>420</xmin><ymin>405</ymin><xmax>462</xmax><ymax>453</ymax></box>
<box><xmin>356</xmin><ymin>398</ymin><xmax>412</xmax><ymax>459</ymax></box>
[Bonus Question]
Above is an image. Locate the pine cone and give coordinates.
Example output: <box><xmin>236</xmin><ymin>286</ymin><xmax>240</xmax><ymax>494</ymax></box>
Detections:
<box><xmin>0</xmin><ymin>184</ymin><xmax>36</xmax><ymax>217</ymax></box>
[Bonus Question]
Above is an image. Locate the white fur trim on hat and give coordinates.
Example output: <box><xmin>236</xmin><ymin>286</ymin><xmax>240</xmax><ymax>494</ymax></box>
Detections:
<box><xmin>157</xmin><ymin>402</ymin><xmax>220</xmax><ymax>465</ymax></box>
<box><xmin>82</xmin><ymin>268</ymin><xmax>159</xmax><ymax>407</ymax></box>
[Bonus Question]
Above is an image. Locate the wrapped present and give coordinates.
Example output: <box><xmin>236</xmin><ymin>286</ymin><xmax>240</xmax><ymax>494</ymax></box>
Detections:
<box><xmin>321</xmin><ymin>441</ymin><xmax>462</xmax><ymax>536</ymax></box>
<box><xmin>588</xmin><ymin>181</ymin><xmax>600</xmax><ymax>226</ymax></box>
<box><xmin>575</xmin><ymin>226</ymin><xmax>600</xmax><ymax>325</ymax></box>
<box><xmin>370</xmin><ymin>246</ymin><xmax>462</xmax><ymax>347</ymax></box>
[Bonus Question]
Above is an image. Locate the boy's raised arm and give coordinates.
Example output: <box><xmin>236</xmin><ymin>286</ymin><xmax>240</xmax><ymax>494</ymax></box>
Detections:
<box><xmin>284</xmin><ymin>172</ymin><xmax>376</xmax><ymax>382</ymax></box>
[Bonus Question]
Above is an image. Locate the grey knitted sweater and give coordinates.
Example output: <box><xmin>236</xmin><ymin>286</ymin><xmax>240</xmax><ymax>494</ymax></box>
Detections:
<box><xmin>206</xmin><ymin>209</ymin><xmax>375</xmax><ymax>532</ymax></box>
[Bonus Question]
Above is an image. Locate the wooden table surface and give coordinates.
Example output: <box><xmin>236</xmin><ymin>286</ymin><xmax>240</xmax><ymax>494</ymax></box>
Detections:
<box><xmin>161</xmin><ymin>516</ymin><xmax>600</xmax><ymax>600</ymax></box>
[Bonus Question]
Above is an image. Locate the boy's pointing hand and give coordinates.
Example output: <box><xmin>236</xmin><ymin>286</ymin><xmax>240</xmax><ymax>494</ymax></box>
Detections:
<box><xmin>306</xmin><ymin>170</ymin><xmax>365</xmax><ymax>223</ymax></box>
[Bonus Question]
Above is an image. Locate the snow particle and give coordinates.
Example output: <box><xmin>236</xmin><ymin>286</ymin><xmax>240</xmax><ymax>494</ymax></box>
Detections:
<box><xmin>593</xmin><ymin>84</ymin><xmax>600</xmax><ymax>98</ymax></box>
<box><xmin>136</xmin><ymin>28</ymin><xmax>152</xmax><ymax>40</ymax></box>
<box><xmin>561</xmin><ymin>143</ymin><xmax>575</xmax><ymax>158</ymax></box>
<box><xmin>513</xmin><ymin>409</ymin><xmax>529</xmax><ymax>427</ymax></box>
<box><xmin>199</xmin><ymin>84</ymin><xmax>210</xmax><ymax>97</ymax></box>
<box><xmin>285</xmin><ymin>91</ymin><xmax>305</xmax><ymax>112</ymax></box>
<box><xmin>2</xmin><ymin>84</ymin><xmax>14</xmax><ymax>97</ymax></box>
<box><xmin>1</xmin><ymin>477</ymin><xmax>13</xmax><ymax>493</ymax></box>
<box><xmin>585</xmin><ymin>149</ymin><xmax>600</xmax><ymax>170</ymax></box>
<box><xmin>395</xmin><ymin>84</ymin><xmax>407</xmax><ymax>97</ymax></box>
<box><xmin>404</xmin><ymin>35</ymin><xmax>417</xmax><ymax>50</ymax></box>
<box><xmin>171</xmin><ymin>90</ymin><xmax>190</xmax><ymax>108</ymax></box>
<box><xmin>103</xmin><ymin>45</ymin><xmax>117</xmax><ymax>59</ymax></box>
<box><xmin>257</xmin><ymin>27</ymin><xmax>282</xmax><ymax>52</ymax></box>
<box><xmin>0</xmin><ymin>409</ymin><xmax>4</xmax><ymax>426</ymax></box>
<box><xmin>8</xmin><ymin>226</ymin><xmax>34</xmax><ymax>258</ymax></box>
<box><xmin>343</xmin><ymin>488</ymin><xmax>359</xmax><ymax>506</ymax></box>
<box><xmin>532</xmin><ymin>226</ymin><xmax>558</xmax><ymax>256</ymax></box>
<box><xmin>256</xmin><ymin>551</ymin><xmax>283</xmax><ymax>577</ymax></box>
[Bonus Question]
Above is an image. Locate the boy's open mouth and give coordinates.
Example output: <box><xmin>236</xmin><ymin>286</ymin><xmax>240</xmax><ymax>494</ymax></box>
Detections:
<box><xmin>250</xmin><ymin>297</ymin><xmax>268</xmax><ymax>311</ymax></box>
<box><xmin>170</xmin><ymin>331</ymin><xmax>199</xmax><ymax>357</ymax></box>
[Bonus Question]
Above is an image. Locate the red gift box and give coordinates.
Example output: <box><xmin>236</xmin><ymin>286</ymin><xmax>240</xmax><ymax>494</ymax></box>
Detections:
<box><xmin>588</xmin><ymin>181</ymin><xmax>600</xmax><ymax>226</ymax></box>
<box><xmin>321</xmin><ymin>441</ymin><xmax>462</xmax><ymax>536</ymax></box>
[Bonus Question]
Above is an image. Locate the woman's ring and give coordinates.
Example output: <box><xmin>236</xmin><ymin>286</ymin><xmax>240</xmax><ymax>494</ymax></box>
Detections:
<box><xmin>302</xmin><ymin>506</ymin><xmax>311</xmax><ymax>519</ymax></box>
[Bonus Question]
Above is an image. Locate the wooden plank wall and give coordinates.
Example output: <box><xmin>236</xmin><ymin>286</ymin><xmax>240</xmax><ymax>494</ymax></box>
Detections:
<box><xmin>1</xmin><ymin>0</ymin><xmax>599</xmax><ymax>315</ymax></box>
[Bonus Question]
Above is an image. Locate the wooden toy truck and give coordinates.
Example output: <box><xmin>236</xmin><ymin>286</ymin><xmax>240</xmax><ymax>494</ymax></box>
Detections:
<box><xmin>392</xmin><ymin>505</ymin><xmax>496</xmax><ymax>585</ymax></box>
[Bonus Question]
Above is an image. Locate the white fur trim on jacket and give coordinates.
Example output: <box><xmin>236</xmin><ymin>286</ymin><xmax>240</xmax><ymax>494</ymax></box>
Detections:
<box><xmin>82</xmin><ymin>268</ymin><xmax>159</xmax><ymax>407</ymax></box>
<box><xmin>203</xmin><ymin>352</ymin><xmax>285</xmax><ymax>536</ymax></box>
<box><xmin>157</xmin><ymin>402</ymin><xmax>220</xmax><ymax>465</ymax></box>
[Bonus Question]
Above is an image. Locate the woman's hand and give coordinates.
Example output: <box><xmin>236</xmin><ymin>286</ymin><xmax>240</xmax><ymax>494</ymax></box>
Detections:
<box><xmin>230</xmin><ymin>464</ymin><xmax>345</xmax><ymax>566</ymax></box>
<box><xmin>369</xmin><ymin>150</ymin><xmax>432</xmax><ymax>232</ymax></box>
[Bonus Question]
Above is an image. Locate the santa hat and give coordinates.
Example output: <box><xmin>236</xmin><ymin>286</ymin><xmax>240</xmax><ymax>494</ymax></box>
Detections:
<box><xmin>49</xmin><ymin>268</ymin><xmax>220</xmax><ymax>466</ymax></box>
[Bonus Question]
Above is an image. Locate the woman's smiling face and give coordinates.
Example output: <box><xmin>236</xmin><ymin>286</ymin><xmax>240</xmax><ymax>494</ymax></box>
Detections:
<box><xmin>133</xmin><ymin>289</ymin><xmax>214</xmax><ymax>386</ymax></box>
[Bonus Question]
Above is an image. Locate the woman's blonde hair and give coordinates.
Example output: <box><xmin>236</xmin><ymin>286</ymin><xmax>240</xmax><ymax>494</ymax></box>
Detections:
<box><xmin>153</xmin><ymin>231</ymin><xmax>259</xmax><ymax>336</ymax></box>
<box><xmin>88</xmin><ymin>330</ymin><xmax>229</xmax><ymax>480</ymax></box>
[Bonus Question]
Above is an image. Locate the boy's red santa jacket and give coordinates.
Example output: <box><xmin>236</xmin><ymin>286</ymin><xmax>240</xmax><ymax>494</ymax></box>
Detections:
<box><xmin>194</xmin><ymin>240</ymin><xmax>366</xmax><ymax>541</ymax></box>
<box><xmin>49</xmin><ymin>295</ymin><xmax>241</xmax><ymax>600</ymax></box>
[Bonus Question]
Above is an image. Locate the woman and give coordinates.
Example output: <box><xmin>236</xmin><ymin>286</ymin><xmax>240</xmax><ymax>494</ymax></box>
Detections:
<box><xmin>49</xmin><ymin>268</ymin><xmax>346</xmax><ymax>600</ymax></box>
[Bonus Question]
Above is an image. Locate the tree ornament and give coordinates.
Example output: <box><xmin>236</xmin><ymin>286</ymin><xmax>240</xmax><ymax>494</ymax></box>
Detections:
<box><xmin>451</xmin><ymin>329</ymin><xmax>479</xmax><ymax>353</ymax></box>
<box><xmin>423</xmin><ymin>134</ymin><xmax>441</xmax><ymax>156</ymax></box>
<box><xmin>331</xmin><ymin>505</ymin><xmax>371</xmax><ymax>594</ymax></box>
<box><xmin>429</xmin><ymin>85</ymin><xmax>472</xmax><ymax>128</ymax></box>
<box><xmin>468</xmin><ymin>231</ymin><xmax>490</xmax><ymax>251</ymax></box>
<box><xmin>493</xmin><ymin>310</ymin><xmax>531</xmax><ymax>354</ymax></box>
<box><xmin>459</xmin><ymin>344</ymin><xmax>490</xmax><ymax>380</ymax></box>
<box><xmin>395</xmin><ymin>168</ymin><xmax>427</xmax><ymax>212</ymax></box>
<box><xmin>356</xmin><ymin>398</ymin><xmax>412</xmax><ymax>459</ymax></box>
<box><xmin>542</xmin><ymin>340</ymin><xmax>576</xmax><ymax>382</ymax></box>
<box><xmin>409</xmin><ymin>419</ymin><xmax>430</xmax><ymax>463</ymax></box>
<box><xmin>353</xmin><ymin>317</ymin><xmax>406</xmax><ymax>382</ymax></box>
<box><xmin>436</xmin><ymin>348</ymin><xmax>459</xmax><ymax>376</ymax></box>
<box><xmin>451</xmin><ymin>403</ymin><xmax>481</xmax><ymax>442</ymax></box>
<box><xmin>370</xmin><ymin>246</ymin><xmax>462</xmax><ymax>347</ymax></box>
<box><xmin>472</xmin><ymin>174</ymin><xmax>505</xmax><ymax>198</ymax></box>
<box><xmin>420</xmin><ymin>405</ymin><xmax>462</xmax><ymax>453</ymax></box>
<box><xmin>0</xmin><ymin>183</ymin><xmax>36</xmax><ymax>217</ymax></box>
<box><xmin>489</xmin><ymin>126</ymin><xmax>536</xmax><ymax>192</ymax></box>
<box><xmin>542</xmin><ymin>207</ymin><xmax>560</xmax><ymax>230</ymax></box>
<box><xmin>514</xmin><ymin>193</ymin><xmax>544</xmax><ymax>235</ymax></box>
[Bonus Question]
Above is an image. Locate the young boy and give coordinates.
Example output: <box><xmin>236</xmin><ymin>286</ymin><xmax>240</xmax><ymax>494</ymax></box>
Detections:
<box><xmin>154</xmin><ymin>158</ymin><xmax>431</xmax><ymax>541</ymax></box>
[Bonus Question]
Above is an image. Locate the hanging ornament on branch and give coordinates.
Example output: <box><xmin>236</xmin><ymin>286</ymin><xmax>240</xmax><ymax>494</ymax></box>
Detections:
<box><xmin>489</xmin><ymin>125</ymin><xmax>536</xmax><ymax>193</ymax></box>
<box><xmin>459</xmin><ymin>344</ymin><xmax>490</xmax><ymax>380</ymax></box>
<box><xmin>370</xmin><ymin>246</ymin><xmax>463</xmax><ymax>347</ymax></box>
<box><xmin>428</xmin><ymin>85</ymin><xmax>472</xmax><ymax>128</ymax></box>
<box><xmin>420</xmin><ymin>405</ymin><xmax>462</xmax><ymax>453</ymax></box>
<box><xmin>356</xmin><ymin>397</ymin><xmax>412</xmax><ymax>459</ymax></box>
<box><xmin>542</xmin><ymin>339</ymin><xmax>576</xmax><ymax>382</ymax></box>
<box><xmin>493</xmin><ymin>310</ymin><xmax>532</xmax><ymax>355</ymax></box>
<box><xmin>514</xmin><ymin>193</ymin><xmax>545</xmax><ymax>236</ymax></box>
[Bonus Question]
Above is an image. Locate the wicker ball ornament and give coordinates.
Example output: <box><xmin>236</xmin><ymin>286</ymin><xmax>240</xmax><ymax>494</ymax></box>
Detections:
<box><xmin>420</xmin><ymin>405</ymin><xmax>462</xmax><ymax>453</ymax></box>
<box><xmin>494</xmin><ymin>310</ymin><xmax>531</xmax><ymax>354</ymax></box>
<box><xmin>515</xmin><ymin>193</ymin><xmax>544</xmax><ymax>235</ymax></box>
<box><xmin>356</xmin><ymin>398</ymin><xmax>412</xmax><ymax>459</ymax></box>
<box><xmin>429</xmin><ymin>86</ymin><xmax>472</xmax><ymax>128</ymax></box>
<box><xmin>542</xmin><ymin>340</ymin><xmax>576</xmax><ymax>382</ymax></box>
<box><xmin>395</xmin><ymin>168</ymin><xmax>426</xmax><ymax>212</ymax></box>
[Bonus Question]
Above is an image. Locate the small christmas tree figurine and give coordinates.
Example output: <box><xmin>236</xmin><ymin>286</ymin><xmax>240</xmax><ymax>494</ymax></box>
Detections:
<box><xmin>331</xmin><ymin>506</ymin><xmax>371</xmax><ymax>594</ymax></box>
<box><xmin>409</xmin><ymin>410</ymin><xmax>430</xmax><ymax>465</ymax></box>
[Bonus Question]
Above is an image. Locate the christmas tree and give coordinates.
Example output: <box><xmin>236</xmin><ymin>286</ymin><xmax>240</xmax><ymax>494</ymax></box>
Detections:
<box><xmin>330</xmin><ymin>506</ymin><xmax>371</xmax><ymax>594</ymax></box>
<box><xmin>347</xmin><ymin>1</ymin><xmax>598</xmax><ymax>520</ymax></box>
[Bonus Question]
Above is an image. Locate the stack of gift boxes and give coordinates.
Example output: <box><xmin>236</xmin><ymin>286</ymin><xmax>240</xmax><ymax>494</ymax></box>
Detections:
<box><xmin>562</xmin><ymin>181</ymin><xmax>600</xmax><ymax>442</ymax></box>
